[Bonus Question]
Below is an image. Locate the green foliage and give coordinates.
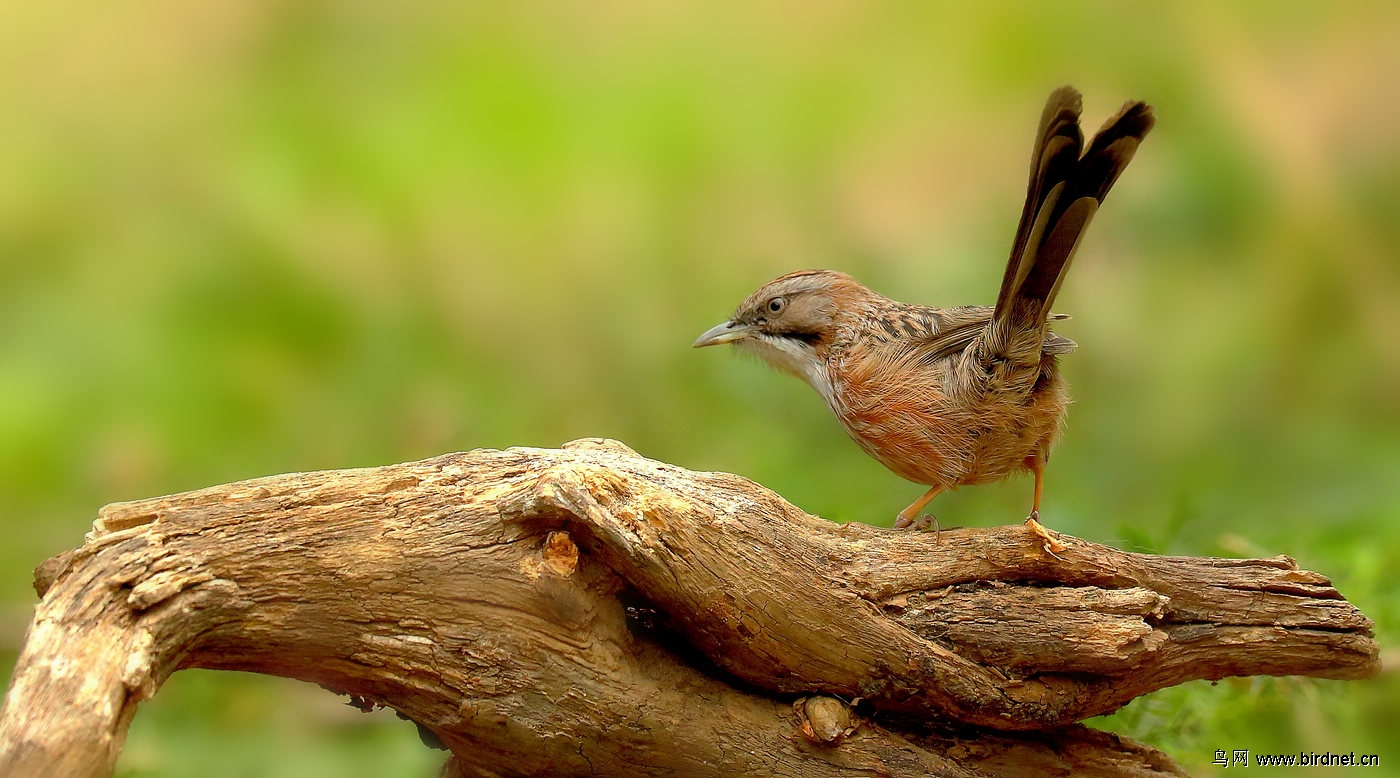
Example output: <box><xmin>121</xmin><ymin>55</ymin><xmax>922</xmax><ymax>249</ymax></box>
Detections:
<box><xmin>115</xmin><ymin>672</ymin><xmax>441</xmax><ymax>778</ymax></box>
<box><xmin>1</xmin><ymin>1</ymin><xmax>1397</xmax><ymax>775</ymax></box>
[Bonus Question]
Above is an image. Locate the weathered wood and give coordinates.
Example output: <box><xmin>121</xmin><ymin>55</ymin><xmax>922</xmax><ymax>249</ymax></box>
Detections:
<box><xmin>0</xmin><ymin>439</ymin><xmax>1379</xmax><ymax>777</ymax></box>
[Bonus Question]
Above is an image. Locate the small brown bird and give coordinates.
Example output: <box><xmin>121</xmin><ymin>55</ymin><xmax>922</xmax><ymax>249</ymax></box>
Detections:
<box><xmin>693</xmin><ymin>87</ymin><xmax>1153</xmax><ymax>550</ymax></box>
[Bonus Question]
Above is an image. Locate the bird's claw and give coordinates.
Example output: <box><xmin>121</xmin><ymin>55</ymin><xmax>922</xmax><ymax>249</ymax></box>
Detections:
<box><xmin>910</xmin><ymin>514</ymin><xmax>940</xmax><ymax>543</ymax></box>
<box><xmin>909</xmin><ymin>513</ymin><xmax>938</xmax><ymax>532</ymax></box>
<box><xmin>895</xmin><ymin>511</ymin><xmax>938</xmax><ymax>533</ymax></box>
<box><xmin>1024</xmin><ymin>512</ymin><xmax>1067</xmax><ymax>558</ymax></box>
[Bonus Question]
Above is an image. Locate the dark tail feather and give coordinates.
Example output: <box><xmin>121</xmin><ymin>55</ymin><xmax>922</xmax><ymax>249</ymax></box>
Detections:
<box><xmin>995</xmin><ymin>86</ymin><xmax>1084</xmax><ymax>318</ymax></box>
<box><xmin>989</xmin><ymin>88</ymin><xmax>1154</xmax><ymax>362</ymax></box>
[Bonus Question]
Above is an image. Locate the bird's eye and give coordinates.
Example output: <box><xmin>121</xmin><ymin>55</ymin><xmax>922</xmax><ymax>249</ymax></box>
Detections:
<box><xmin>766</xmin><ymin>297</ymin><xmax>787</xmax><ymax>315</ymax></box>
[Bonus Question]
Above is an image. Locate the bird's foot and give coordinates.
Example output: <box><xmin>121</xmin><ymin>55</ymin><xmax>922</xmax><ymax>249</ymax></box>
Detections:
<box><xmin>895</xmin><ymin>510</ymin><xmax>937</xmax><ymax>530</ymax></box>
<box><xmin>893</xmin><ymin>510</ymin><xmax>941</xmax><ymax>543</ymax></box>
<box><xmin>1024</xmin><ymin>510</ymin><xmax>1067</xmax><ymax>558</ymax></box>
<box><xmin>909</xmin><ymin>513</ymin><xmax>939</xmax><ymax>533</ymax></box>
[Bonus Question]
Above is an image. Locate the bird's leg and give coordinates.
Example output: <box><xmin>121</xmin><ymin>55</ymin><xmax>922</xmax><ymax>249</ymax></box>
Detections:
<box><xmin>894</xmin><ymin>485</ymin><xmax>942</xmax><ymax>530</ymax></box>
<box><xmin>1023</xmin><ymin>453</ymin><xmax>1067</xmax><ymax>555</ymax></box>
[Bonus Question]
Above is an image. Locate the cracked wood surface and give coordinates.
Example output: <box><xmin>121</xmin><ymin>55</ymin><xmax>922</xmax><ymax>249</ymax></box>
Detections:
<box><xmin>0</xmin><ymin>438</ymin><xmax>1379</xmax><ymax>777</ymax></box>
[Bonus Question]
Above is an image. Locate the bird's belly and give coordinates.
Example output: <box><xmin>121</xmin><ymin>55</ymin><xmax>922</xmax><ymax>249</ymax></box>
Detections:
<box><xmin>832</xmin><ymin>370</ymin><xmax>1067</xmax><ymax>488</ymax></box>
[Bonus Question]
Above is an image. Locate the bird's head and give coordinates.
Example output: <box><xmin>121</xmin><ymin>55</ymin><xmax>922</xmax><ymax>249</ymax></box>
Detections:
<box><xmin>693</xmin><ymin>270</ymin><xmax>871</xmax><ymax>394</ymax></box>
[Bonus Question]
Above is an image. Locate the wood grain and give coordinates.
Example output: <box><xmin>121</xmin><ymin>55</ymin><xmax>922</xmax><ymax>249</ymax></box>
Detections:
<box><xmin>0</xmin><ymin>439</ymin><xmax>1377</xmax><ymax>777</ymax></box>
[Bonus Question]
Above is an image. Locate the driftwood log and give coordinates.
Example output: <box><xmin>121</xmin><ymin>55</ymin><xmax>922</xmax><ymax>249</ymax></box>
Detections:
<box><xmin>0</xmin><ymin>438</ymin><xmax>1379</xmax><ymax>777</ymax></box>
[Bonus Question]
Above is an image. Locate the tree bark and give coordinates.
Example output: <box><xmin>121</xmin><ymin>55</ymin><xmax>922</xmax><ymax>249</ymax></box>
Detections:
<box><xmin>0</xmin><ymin>438</ymin><xmax>1379</xmax><ymax>778</ymax></box>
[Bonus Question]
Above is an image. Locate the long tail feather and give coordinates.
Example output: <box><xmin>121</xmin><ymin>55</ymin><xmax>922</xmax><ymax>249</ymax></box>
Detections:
<box><xmin>988</xmin><ymin>88</ymin><xmax>1154</xmax><ymax>364</ymax></box>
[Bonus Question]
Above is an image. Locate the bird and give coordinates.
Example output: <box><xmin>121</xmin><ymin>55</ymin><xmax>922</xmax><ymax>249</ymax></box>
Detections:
<box><xmin>692</xmin><ymin>86</ymin><xmax>1153</xmax><ymax>552</ymax></box>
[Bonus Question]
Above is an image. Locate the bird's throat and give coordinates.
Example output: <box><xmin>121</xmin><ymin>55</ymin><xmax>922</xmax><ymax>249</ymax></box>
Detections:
<box><xmin>740</xmin><ymin>336</ymin><xmax>836</xmax><ymax>408</ymax></box>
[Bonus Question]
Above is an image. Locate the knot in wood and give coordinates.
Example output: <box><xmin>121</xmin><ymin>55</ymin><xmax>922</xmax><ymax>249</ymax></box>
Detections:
<box><xmin>543</xmin><ymin>531</ymin><xmax>579</xmax><ymax>577</ymax></box>
<box><xmin>795</xmin><ymin>695</ymin><xmax>857</xmax><ymax>745</ymax></box>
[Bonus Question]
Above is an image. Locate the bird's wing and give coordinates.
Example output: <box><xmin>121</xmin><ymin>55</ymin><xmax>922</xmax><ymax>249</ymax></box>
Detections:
<box><xmin>911</xmin><ymin>310</ymin><xmax>1075</xmax><ymax>366</ymax></box>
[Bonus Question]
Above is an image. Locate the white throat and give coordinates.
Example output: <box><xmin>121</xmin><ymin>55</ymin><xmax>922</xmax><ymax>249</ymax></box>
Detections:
<box><xmin>738</xmin><ymin>336</ymin><xmax>836</xmax><ymax>408</ymax></box>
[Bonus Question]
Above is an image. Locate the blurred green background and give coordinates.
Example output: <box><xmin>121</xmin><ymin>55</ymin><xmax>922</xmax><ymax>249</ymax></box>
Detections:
<box><xmin>2</xmin><ymin>1</ymin><xmax>1398</xmax><ymax>775</ymax></box>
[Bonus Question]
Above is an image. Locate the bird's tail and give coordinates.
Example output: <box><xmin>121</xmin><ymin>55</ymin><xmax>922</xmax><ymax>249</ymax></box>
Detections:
<box><xmin>987</xmin><ymin>86</ymin><xmax>1154</xmax><ymax>364</ymax></box>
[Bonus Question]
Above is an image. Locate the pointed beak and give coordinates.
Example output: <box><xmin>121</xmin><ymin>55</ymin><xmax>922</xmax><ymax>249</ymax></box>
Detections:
<box><xmin>692</xmin><ymin>321</ymin><xmax>756</xmax><ymax>348</ymax></box>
